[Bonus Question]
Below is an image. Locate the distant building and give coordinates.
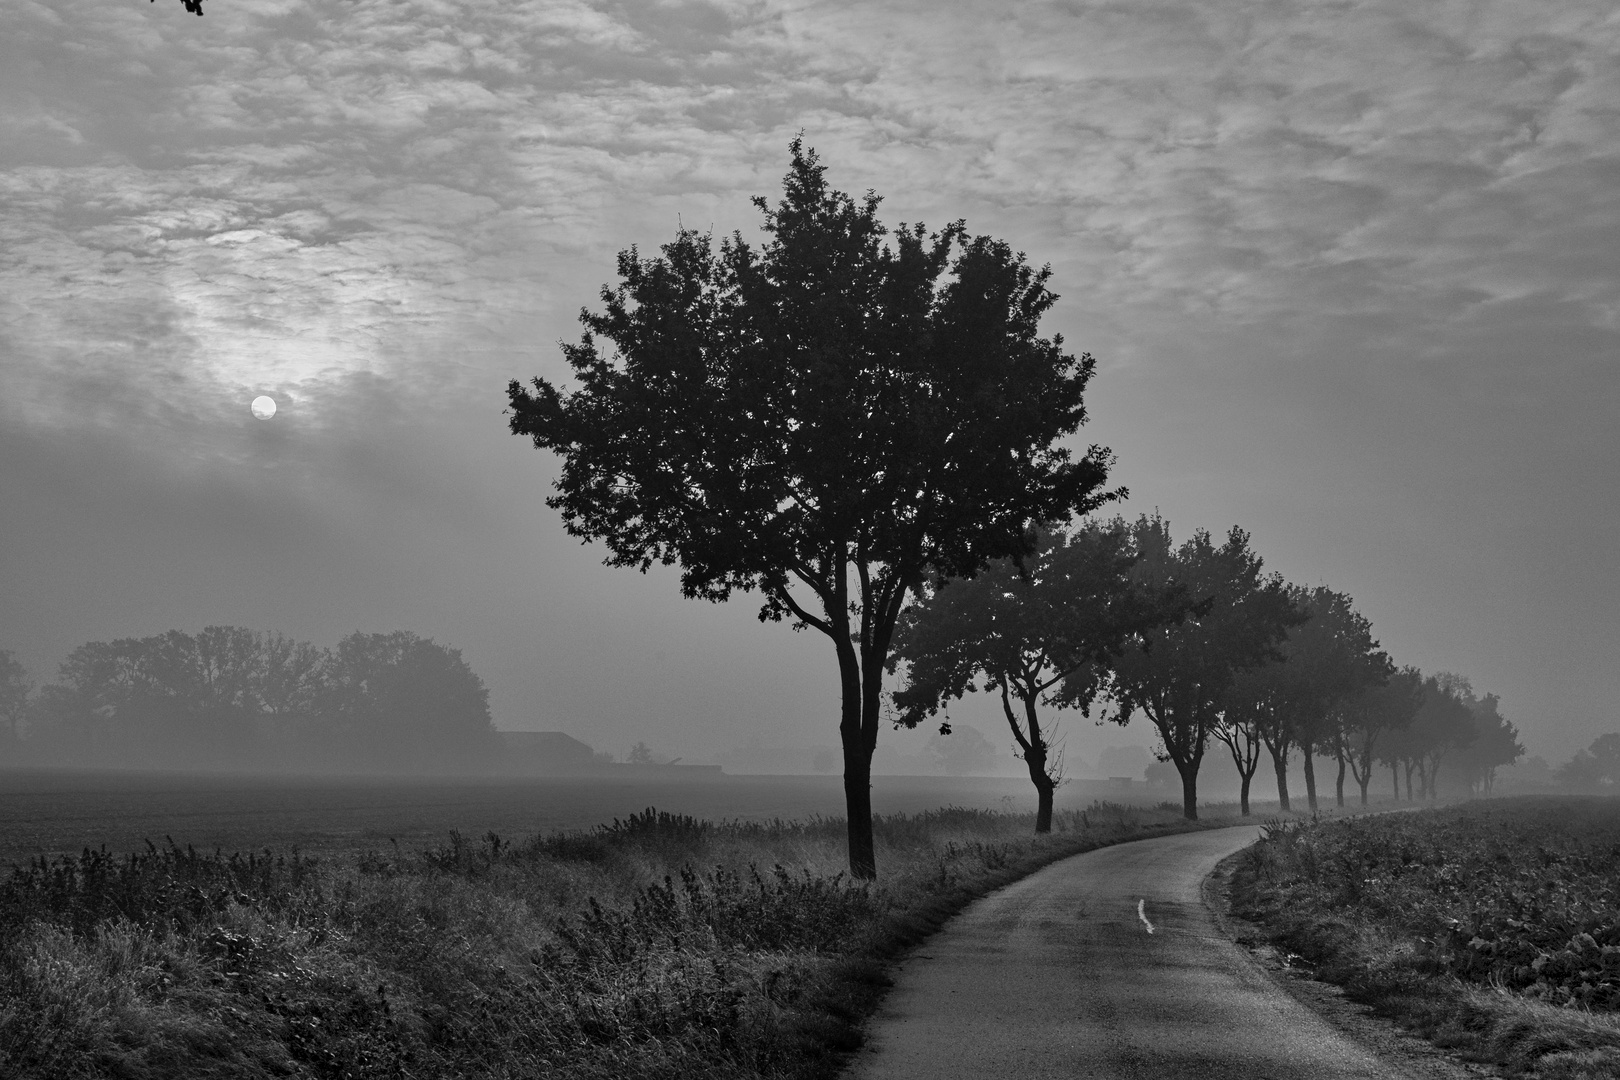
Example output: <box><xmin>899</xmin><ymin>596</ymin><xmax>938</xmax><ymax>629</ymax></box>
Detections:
<box><xmin>495</xmin><ymin>731</ymin><xmax>601</xmax><ymax>775</ymax></box>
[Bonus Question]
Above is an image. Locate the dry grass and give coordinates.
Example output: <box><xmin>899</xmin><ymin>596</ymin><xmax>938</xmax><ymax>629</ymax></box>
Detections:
<box><xmin>0</xmin><ymin>802</ymin><xmax>1210</xmax><ymax>1079</ymax></box>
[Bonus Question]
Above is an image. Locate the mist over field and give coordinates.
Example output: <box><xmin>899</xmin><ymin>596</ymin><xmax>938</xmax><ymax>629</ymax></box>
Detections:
<box><xmin>4</xmin><ymin>8</ymin><xmax>1620</xmax><ymax>1077</ymax></box>
<box><xmin>1</xmin><ymin>0</ymin><xmax>1616</xmax><ymax>789</ymax></box>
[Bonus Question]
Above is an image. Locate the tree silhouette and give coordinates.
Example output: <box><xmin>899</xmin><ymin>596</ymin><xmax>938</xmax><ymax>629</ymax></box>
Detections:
<box><xmin>509</xmin><ymin>142</ymin><xmax>1116</xmax><ymax>878</ymax></box>
<box><xmin>1380</xmin><ymin>673</ymin><xmax>1477</xmax><ymax>799</ymax></box>
<box><xmin>1285</xmin><ymin>587</ymin><xmax>1391</xmax><ymax>811</ymax></box>
<box><xmin>325</xmin><ymin>632</ymin><xmax>498</xmax><ymax>771</ymax></box>
<box><xmin>1452</xmin><ymin>691</ymin><xmax>1523</xmax><ymax>795</ymax></box>
<box><xmin>890</xmin><ymin>521</ymin><xmax>1186</xmax><ymax>832</ymax></box>
<box><xmin>1559</xmin><ymin>733</ymin><xmax>1620</xmax><ymax>791</ymax></box>
<box><xmin>1103</xmin><ymin>516</ymin><xmax>1303</xmax><ymax>820</ymax></box>
<box><xmin>1337</xmin><ymin>665</ymin><xmax>1422</xmax><ymax>806</ymax></box>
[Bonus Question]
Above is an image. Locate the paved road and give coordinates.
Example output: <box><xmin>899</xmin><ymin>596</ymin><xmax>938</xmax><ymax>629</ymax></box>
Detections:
<box><xmin>848</xmin><ymin>826</ymin><xmax>1410</xmax><ymax>1080</ymax></box>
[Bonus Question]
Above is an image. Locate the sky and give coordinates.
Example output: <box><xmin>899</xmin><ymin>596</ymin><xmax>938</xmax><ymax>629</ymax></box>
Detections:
<box><xmin>2</xmin><ymin>0</ymin><xmax>1617</xmax><ymax>766</ymax></box>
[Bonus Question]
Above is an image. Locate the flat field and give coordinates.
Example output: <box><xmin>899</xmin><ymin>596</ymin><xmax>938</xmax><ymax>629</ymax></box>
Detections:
<box><xmin>0</xmin><ymin>768</ymin><xmax>1168</xmax><ymax>864</ymax></box>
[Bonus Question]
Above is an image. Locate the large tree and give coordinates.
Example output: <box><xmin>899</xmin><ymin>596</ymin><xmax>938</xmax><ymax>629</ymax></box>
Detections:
<box><xmin>1102</xmin><ymin>516</ymin><xmax>1303</xmax><ymax>820</ymax></box>
<box><xmin>1336</xmin><ymin>665</ymin><xmax>1422</xmax><ymax>806</ymax></box>
<box><xmin>889</xmin><ymin>521</ymin><xmax>1184</xmax><ymax>833</ymax></box>
<box><xmin>1559</xmin><ymin>733</ymin><xmax>1620</xmax><ymax>792</ymax></box>
<box><xmin>324</xmin><ymin>631</ymin><xmax>499</xmax><ymax>772</ymax></box>
<box><xmin>1286</xmin><ymin>587</ymin><xmax>1391</xmax><ymax>811</ymax></box>
<box><xmin>1230</xmin><ymin>585</ymin><xmax>1388</xmax><ymax>813</ymax></box>
<box><xmin>1451</xmin><ymin>689</ymin><xmax>1523</xmax><ymax>796</ymax></box>
<box><xmin>508</xmin><ymin>142</ymin><xmax>1115</xmax><ymax>877</ymax></box>
<box><xmin>1383</xmin><ymin>673</ymin><xmax>1477</xmax><ymax>799</ymax></box>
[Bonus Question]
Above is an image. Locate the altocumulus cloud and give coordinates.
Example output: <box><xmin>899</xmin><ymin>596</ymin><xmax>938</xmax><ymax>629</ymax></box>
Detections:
<box><xmin>1</xmin><ymin>0</ymin><xmax>1617</xmax><ymax>755</ymax></box>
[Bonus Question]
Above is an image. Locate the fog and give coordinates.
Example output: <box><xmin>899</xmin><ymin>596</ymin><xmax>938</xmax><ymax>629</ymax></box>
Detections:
<box><xmin>3</xmin><ymin>0</ymin><xmax>1618</xmax><ymax>792</ymax></box>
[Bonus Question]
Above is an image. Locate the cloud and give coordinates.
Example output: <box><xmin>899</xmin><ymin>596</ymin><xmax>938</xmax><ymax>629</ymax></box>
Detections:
<box><xmin>2</xmin><ymin>0</ymin><xmax>1618</xmax><ymax>757</ymax></box>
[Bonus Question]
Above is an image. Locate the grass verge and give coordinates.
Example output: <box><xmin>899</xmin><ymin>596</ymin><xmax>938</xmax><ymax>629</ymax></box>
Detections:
<box><xmin>1227</xmin><ymin>798</ymin><xmax>1620</xmax><ymax>1080</ymax></box>
<box><xmin>0</xmin><ymin>801</ymin><xmax>1218</xmax><ymax>1079</ymax></box>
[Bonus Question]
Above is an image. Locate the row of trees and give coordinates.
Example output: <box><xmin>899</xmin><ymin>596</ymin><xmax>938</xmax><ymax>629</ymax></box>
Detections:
<box><xmin>508</xmin><ymin>141</ymin><xmax>1528</xmax><ymax>874</ymax></box>
<box><xmin>889</xmin><ymin>517</ymin><xmax>1525</xmax><ymax>826</ymax></box>
<box><xmin>0</xmin><ymin>629</ymin><xmax>497</xmax><ymax>772</ymax></box>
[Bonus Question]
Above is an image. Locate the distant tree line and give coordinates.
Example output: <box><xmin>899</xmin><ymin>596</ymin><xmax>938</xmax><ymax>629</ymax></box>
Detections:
<box><xmin>891</xmin><ymin>513</ymin><xmax>1528</xmax><ymax>825</ymax></box>
<box><xmin>0</xmin><ymin>629</ymin><xmax>498</xmax><ymax>773</ymax></box>
<box><xmin>1558</xmin><ymin>733</ymin><xmax>1620</xmax><ymax>792</ymax></box>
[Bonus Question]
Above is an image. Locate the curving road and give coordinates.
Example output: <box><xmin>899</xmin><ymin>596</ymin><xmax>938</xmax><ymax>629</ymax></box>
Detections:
<box><xmin>848</xmin><ymin>826</ymin><xmax>1413</xmax><ymax>1080</ymax></box>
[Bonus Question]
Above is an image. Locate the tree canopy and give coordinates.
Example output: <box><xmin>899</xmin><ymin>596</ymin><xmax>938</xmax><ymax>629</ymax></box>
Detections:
<box><xmin>509</xmin><ymin>141</ymin><xmax>1116</xmax><ymax>877</ymax></box>
<box><xmin>1336</xmin><ymin>664</ymin><xmax>1423</xmax><ymax>806</ymax></box>
<box><xmin>1559</xmin><ymin>733</ymin><xmax>1620</xmax><ymax>791</ymax></box>
<box><xmin>1101</xmin><ymin>515</ymin><xmax>1303</xmax><ymax>819</ymax></box>
<box><xmin>890</xmin><ymin>519</ymin><xmax>1185</xmax><ymax>832</ymax></box>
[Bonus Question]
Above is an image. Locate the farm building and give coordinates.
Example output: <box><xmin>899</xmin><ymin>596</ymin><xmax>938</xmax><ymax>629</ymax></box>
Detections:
<box><xmin>495</xmin><ymin>731</ymin><xmax>603</xmax><ymax>775</ymax></box>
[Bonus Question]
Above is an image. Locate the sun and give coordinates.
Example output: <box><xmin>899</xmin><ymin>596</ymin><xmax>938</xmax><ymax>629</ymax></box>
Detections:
<box><xmin>250</xmin><ymin>395</ymin><xmax>277</xmax><ymax>420</ymax></box>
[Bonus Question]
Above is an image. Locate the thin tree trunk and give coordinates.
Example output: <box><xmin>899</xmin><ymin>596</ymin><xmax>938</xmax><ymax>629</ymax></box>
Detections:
<box><xmin>1004</xmin><ymin>683</ymin><xmax>1055</xmax><ymax>835</ymax></box>
<box><xmin>1303</xmin><ymin>749</ymin><xmax>1319</xmax><ymax>812</ymax></box>
<box><xmin>1391</xmin><ymin>762</ymin><xmax>1399</xmax><ymax>800</ymax></box>
<box><xmin>1239</xmin><ymin>769</ymin><xmax>1252</xmax><ymax>816</ymax></box>
<box><xmin>1358</xmin><ymin>773</ymin><xmax>1371</xmax><ymax>806</ymax></box>
<box><xmin>1334</xmin><ymin>750</ymin><xmax>1347</xmax><ymax>808</ymax></box>
<box><xmin>1029</xmin><ymin>756</ymin><xmax>1056</xmax><ymax>833</ymax></box>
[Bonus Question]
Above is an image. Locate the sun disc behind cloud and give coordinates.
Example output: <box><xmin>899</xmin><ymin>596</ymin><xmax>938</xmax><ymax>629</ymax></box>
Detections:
<box><xmin>250</xmin><ymin>395</ymin><xmax>277</xmax><ymax>420</ymax></box>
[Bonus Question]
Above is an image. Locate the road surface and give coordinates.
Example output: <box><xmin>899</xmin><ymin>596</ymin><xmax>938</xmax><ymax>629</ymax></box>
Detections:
<box><xmin>848</xmin><ymin>825</ymin><xmax>1413</xmax><ymax>1080</ymax></box>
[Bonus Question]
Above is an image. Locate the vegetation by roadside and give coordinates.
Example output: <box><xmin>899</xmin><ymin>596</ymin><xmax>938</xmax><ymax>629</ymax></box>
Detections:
<box><xmin>0</xmin><ymin>801</ymin><xmax>1220</xmax><ymax>1079</ymax></box>
<box><xmin>1228</xmin><ymin>797</ymin><xmax>1620</xmax><ymax>1079</ymax></box>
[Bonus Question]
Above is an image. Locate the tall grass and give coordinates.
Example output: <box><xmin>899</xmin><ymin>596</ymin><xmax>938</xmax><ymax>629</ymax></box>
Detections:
<box><xmin>0</xmin><ymin>802</ymin><xmax>1199</xmax><ymax>1079</ymax></box>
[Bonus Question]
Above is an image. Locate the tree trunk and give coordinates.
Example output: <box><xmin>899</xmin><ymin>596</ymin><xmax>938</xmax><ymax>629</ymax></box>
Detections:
<box><xmin>1391</xmin><ymin>762</ymin><xmax>1399</xmax><ymax>800</ymax></box>
<box><xmin>1025</xmin><ymin>744</ymin><xmax>1055</xmax><ymax>834</ymax></box>
<box><xmin>1358</xmin><ymin>773</ymin><xmax>1371</xmax><ymax>806</ymax></box>
<box><xmin>838</xmin><ymin>635</ymin><xmax>879</xmax><ymax>880</ymax></box>
<box><xmin>1303</xmin><ymin>750</ymin><xmax>1319</xmax><ymax>812</ymax></box>
<box><xmin>1334</xmin><ymin>751</ymin><xmax>1347</xmax><ymax>808</ymax></box>
<box><xmin>1238</xmin><ymin>769</ymin><xmax>1252</xmax><ymax>816</ymax></box>
<box><xmin>841</xmin><ymin>736</ymin><xmax>875</xmax><ymax>879</ymax></box>
<box><xmin>1179</xmin><ymin>763</ymin><xmax>1199</xmax><ymax>821</ymax></box>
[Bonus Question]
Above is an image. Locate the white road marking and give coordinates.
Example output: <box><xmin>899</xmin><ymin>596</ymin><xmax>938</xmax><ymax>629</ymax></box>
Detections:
<box><xmin>1137</xmin><ymin>898</ymin><xmax>1155</xmax><ymax>934</ymax></box>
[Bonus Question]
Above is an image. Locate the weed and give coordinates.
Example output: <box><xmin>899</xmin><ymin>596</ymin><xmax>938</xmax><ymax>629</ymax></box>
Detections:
<box><xmin>1231</xmin><ymin>797</ymin><xmax>1620</xmax><ymax>1077</ymax></box>
<box><xmin>0</xmin><ymin>802</ymin><xmax>1204</xmax><ymax>1079</ymax></box>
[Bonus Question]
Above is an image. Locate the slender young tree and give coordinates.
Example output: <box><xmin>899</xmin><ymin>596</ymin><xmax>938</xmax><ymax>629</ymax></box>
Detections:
<box><xmin>889</xmin><ymin>520</ymin><xmax>1185</xmax><ymax>833</ymax></box>
<box><xmin>1102</xmin><ymin>516</ymin><xmax>1303</xmax><ymax>820</ymax></box>
<box><xmin>508</xmin><ymin>142</ymin><xmax>1115</xmax><ymax>877</ymax></box>
<box><xmin>1214</xmin><ymin>665</ymin><xmax>1277</xmax><ymax>816</ymax></box>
